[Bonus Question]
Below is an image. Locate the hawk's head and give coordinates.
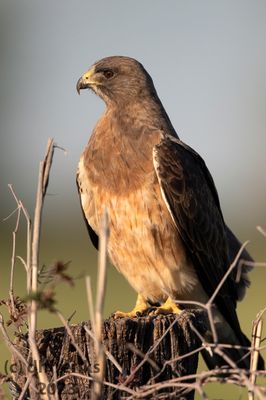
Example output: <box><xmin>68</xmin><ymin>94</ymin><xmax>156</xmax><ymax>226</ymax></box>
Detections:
<box><xmin>76</xmin><ymin>56</ymin><xmax>156</xmax><ymax>105</ymax></box>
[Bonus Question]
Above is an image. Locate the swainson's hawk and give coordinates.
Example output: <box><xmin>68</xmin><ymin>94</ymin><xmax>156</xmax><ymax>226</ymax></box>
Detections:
<box><xmin>76</xmin><ymin>56</ymin><xmax>264</xmax><ymax>370</ymax></box>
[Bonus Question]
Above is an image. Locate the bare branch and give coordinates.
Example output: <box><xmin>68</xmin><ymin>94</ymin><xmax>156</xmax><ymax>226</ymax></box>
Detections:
<box><xmin>56</xmin><ymin>310</ymin><xmax>87</xmax><ymax>364</ymax></box>
<box><xmin>7</xmin><ymin>184</ymin><xmax>22</xmax><ymax>318</ymax></box>
<box><xmin>249</xmin><ymin>309</ymin><xmax>265</xmax><ymax>400</ymax></box>
<box><xmin>84</xmin><ymin>325</ymin><xmax>123</xmax><ymax>374</ymax></box>
<box><xmin>28</xmin><ymin>138</ymin><xmax>55</xmax><ymax>400</ymax></box>
<box><xmin>92</xmin><ymin>207</ymin><xmax>109</xmax><ymax>400</ymax></box>
<box><xmin>207</xmin><ymin>240</ymin><xmax>249</xmax><ymax>306</ymax></box>
<box><xmin>17</xmin><ymin>375</ymin><xmax>31</xmax><ymax>400</ymax></box>
<box><xmin>0</xmin><ymin>313</ymin><xmax>28</xmax><ymax>367</ymax></box>
<box><xmin>257</xmin><ymin>225</ymin><xmax>266</xmax><ymax>238</ymax></box>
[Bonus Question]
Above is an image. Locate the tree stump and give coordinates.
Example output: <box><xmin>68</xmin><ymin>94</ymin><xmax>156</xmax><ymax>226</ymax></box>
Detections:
<box><xmin>11</xmin><ymin>310</ymin><xmax>206</xmax><ymax>399</ymax></box>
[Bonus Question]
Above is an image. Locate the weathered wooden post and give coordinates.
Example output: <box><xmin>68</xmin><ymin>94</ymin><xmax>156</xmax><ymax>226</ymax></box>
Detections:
<box><xmin>11</xmin><ymin>310</ymin><xmax>206</xmax><ymax>399</ymax></box>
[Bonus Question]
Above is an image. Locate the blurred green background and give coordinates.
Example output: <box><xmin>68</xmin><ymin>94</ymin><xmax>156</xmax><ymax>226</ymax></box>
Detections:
<box><xmin>1</xmin><ymin>1</ymin><xmax>266</xmax><ymax>398</ymax></box>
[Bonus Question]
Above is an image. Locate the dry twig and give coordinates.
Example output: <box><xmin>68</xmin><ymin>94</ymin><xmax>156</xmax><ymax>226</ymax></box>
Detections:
<box><xmin>91</xmin><ymin>207</ymin><xmax>109</xmax><ymax>400</ymax></box>
<box><xmin>249</xmin><ymin>308</ymin><xmax>266</xmax><ymax>400</ymax></box>
<box><xmin>28</xmin><ymin>138</ymin><xmax>55</xmax><ymax>399</ymax></box>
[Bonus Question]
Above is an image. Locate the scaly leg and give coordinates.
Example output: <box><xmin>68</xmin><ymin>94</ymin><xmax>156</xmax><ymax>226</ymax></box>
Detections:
<box><xmin>114</xmin><ymin>294</ymin><xmax>150</xmax><ymax>319</ymax></box>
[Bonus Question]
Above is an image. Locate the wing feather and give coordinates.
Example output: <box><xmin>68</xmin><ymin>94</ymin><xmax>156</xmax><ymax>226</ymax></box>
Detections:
<box><xmin>153</xmin><ymin>135</ymin><xmax>242</xmax><ymax>336</ymax></box>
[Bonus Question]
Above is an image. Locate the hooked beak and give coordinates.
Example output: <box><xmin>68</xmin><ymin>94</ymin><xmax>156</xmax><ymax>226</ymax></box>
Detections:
<box><xmin>76</xmin><ymin>66</ymin><xmax>95</xmax><ymax>94</ymax></box>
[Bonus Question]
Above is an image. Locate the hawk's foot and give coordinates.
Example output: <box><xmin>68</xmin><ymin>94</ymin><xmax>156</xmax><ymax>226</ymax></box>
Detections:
<box><xmin>113</xmin><ymin>294</ymin><xmax>149</xmax><ymax>319</ymax></box>
<box><xmin>152</xmin><ymin>297</ymin><xmax>182</xmax><ymax>316</ymax></box>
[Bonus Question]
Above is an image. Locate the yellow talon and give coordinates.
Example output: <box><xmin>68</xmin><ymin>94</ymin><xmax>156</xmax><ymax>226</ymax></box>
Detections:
<box><xmin>153</xmin><ymin>297</ymin><xmax>182</xmax><ymax>315</ymax></box>
<box><xmin>114</xmin><ymin>294</ymin><xmax>149</xmax><ymax>319</ymax></box>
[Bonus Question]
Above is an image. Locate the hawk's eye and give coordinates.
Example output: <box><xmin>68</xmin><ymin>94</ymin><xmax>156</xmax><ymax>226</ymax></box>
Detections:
<box><xmin>103</xmin><ymin>69</ymin><xmax>114</xmax><ymax>79</ymax></box>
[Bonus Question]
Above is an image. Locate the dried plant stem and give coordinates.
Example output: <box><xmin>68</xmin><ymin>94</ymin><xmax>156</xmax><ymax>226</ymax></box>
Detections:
<box><xmin>92</xmin><ymin>207</ymin><xmax>109</xmax><ymax>400</ymax></box>
<box><xmin>207</xmin><ymin>241</ymin><xmax>249</xmax><ymax>343</ymax></box>
<box><xmin>53</xmin><ymin>372</ymin><xmax>136</xmax><ymax>396</ymax></box>
<box><xmin>0</xmin><ymin>313</ymin><xmax>28</xmax><ymax>366</ymax></box>
<box><xmin>28</xmin><ymin>138</ymin><xmax>55</xmax><ymax>400</ymax></box>
<box><xmin>85</xmin><ymin>276</ymin><xmax>96</xmax><ymax>334</ymax></box>
<box><xmin>208</xmin><ymin>241</ymin><xmax>249</xmax><ymax>306</ymax></box>
<box><xmin>7</xmin><ymin>185</ymin><xmax>22</xmax><ymax>316</ymax></box>
<box><xmin>257</xmin><ymin>225</ymin><xmax>266</xmax><ymax>238</ymax></box>
<box><xmin>86</xmin><ymin>270</ymin><xmax>125</xmax><ymax>378</ymax></box>
<box><xmin>249</xmin><ymin>309</ymin><xmax>265</xmax><ymax>400</ymax></box>
<box><xmin>7</xmin><ymin>184</ymin><xmax>33</xmax><ymax>319</ymax></box>
<box><xmin>21</xmin><ymin>201</ymin><xmax>32</xmax><ymax>294</ymax></box>
<box><xmin>167</xmin><ymin>241</ymin><xmax>250</xmax><ymax>346</ymax></box>
<box><xmin>17</xmin><ymin>375</ymin><xmax>31</xmax><ymax>400</ymax></box>
<box><xmin>30</xmin><ymin>139</ymin><xmax>54</xmax><ymax>329</ymax></box>
<box><xmin>122</xmin><ymin>314</ymin><xmax>181</xmax><ymax>388</ymax></box>
<box><xmin>85</xmin><ymin>276</ymin><xmax>97</xmax><ymax>374</ymax></box>
<box><xmin>56</xmin><ymin>310</ymin><xmax>87</xmax><ymax>363</ymax></box>
<box><xmin>84</xmin><ymin>325</ymin><xmax>123</xmax><ymax>374</ymax></box>
<box><xmin>7</xmin><ymin>185</ymin><xmax>33</xmax><ymax>290</ymax></box>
